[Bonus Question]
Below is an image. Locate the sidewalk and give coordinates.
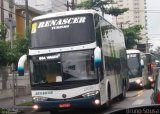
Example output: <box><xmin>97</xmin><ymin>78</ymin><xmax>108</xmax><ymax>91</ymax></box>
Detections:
<box><xmin>0</xmin><ymin>95</ymin><xmax>32</xmax><ymax>113</ymax></box>
<box><xmin>0</xmin><ymin>95</ymin><xmax>32</xmax><ymax>108</ymax></box>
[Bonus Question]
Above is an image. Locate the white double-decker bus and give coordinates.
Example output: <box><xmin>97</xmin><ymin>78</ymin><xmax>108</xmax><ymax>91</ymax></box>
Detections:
<box><xmin>18</xmin><ymin>10</ymin><xmax>128</xmax><ymax>112</ymax></box>
<box><xmin>126</xmin><ymin>49</ymin><xmax>147</xmax><ymax>89</ymax></box>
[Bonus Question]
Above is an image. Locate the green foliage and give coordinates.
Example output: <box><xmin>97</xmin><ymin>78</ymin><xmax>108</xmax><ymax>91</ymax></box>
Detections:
<box><xmin>77</xmin><ymin>0</ymin><xmax>113</xmax><ymax>9</ymax></box>
<box><xmin>122</xmin><ymin>25</ymin><xmax>143</xmax><ymax>49</ymax></box>
<box><xmin>76</xmin><ymin>0</ymin><xmax>93</xmax><ymax>9</ymax></box>
<box><xmin>8</xmin><ymin>38</ymin><xmax>29</xmax><ymax>65</ymax></box>
<box><xmin>77</xmin><ymin>0</ymin><xmax>128</xmax><ymax>17</ymax></box>
<box><xmin>0</xmin><ymin>23</ymin><xmax>7</xmax><ymax>40</ymax></box>
<box><xmin>17</xmin><ymin>101</ymin><xmax>33</xmax><ymax>106</ymax></box>
<box><xmin>0</xmin><ymin>22</ymin><xmax>28</xmax><ymax>68</ymax></box>
<box><xmin>107</xmin><ymin>7</ymin><xmax>129</xmax><ymax>17</ymax></box>
<box><xmin>0</xmin><ymin>40</ymin><xmax>9</xmax><ymax>67</ymax></box>
<box><xmin>0</xmin><ymin>38</ymin><xmax>28</xmax><ymax>67</ymax></box>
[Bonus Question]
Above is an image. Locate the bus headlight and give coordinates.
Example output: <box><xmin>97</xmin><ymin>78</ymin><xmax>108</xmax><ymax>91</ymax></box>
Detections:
<box><xmin>136</xmin><ymin>79</ymin><xmax>141</xmax><ymax>84</ymax></box>
<box><xmin>140</xmin><ymin>83</ymin><xmax>143</xmax><ymax>86</ymax></box>
<box><xmin>33</xmin><ymin>105</ymin><xmax>39</xmax><ymax>110</ymax></box>
<box><xmin>94</xmin><ymin>99</ymin><xmax>100</xmax><ymax>105</ymax></box>
<box><xmin>32</xmin><ymin>96</ymin><xmax>48</xmax><ymax>102</ymax></box>
<box><xmin>82</xmin><ymin>90</ymin><xmax>99</xmax><ymax>97</ymax></box>
<box><xmin>148</xmin><ymin>76</ymin><xmax>153</xmax><ymax>82</ymax></box>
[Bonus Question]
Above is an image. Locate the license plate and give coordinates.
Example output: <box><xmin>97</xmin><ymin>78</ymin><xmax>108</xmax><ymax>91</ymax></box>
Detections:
<box><xmin>59</xmin><ymin>103</ymin><xmax>71</xmax><ymax>108</ymax></box>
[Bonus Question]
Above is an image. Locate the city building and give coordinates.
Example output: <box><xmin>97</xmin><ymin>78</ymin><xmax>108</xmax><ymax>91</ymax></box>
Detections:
<box><xmin>15</xmin><ymin>5</ymin><xmax>43</xmax><ymax>37</ymax></box>
<box><xmin>113</xmin><ymin>0</ymin><xmax>147</xmax><ymax>50</ymax></box>
<box><xmin>14</xmin><ymin>0</ymin><xmax>52</xmax><ymax>13</ymax></box>
<box><xmin>0</xmin><ymin>0</ymin><xmax>15</xmax><ymax>23</ymax></box>
<box><xmin>0</xmin><ymin>0</ymin><xmax>15</xmax><ymax>40</ymax></box>
<box><xmin>14</xmin><ymin>0</ymin><xmax>43</xmax><ymax>37</ymax></box>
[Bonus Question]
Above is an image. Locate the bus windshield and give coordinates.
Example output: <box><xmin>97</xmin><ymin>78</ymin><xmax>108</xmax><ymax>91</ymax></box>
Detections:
<box><xmin>127</xmin><ymin>53</ymin><xmax>141</xmax><ymax>78</ymax></box>
<box><xmin>29</xmin><ymin>50</ymin><xmax>97</xmax><ymax>86</ymax></box>
<box><xmin>31</xmin><ymin>14</ymin><xmax>95</xmax><ymax>48</ymax></box>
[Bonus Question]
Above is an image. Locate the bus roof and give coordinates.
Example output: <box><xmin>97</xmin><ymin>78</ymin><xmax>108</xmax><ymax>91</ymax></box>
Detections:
<box><xmin>126</xmin><ymin>49</ymin><xmax>141</xmax><ymax>54</ymax></box>
<box><xmin>32</xmin><ymin>10</ymin><xmax>99</xmax><ymax>21</ymax></box>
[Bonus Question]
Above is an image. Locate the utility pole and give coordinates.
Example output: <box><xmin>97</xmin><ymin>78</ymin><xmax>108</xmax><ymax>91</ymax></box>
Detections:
<box><xmin>25</xmin><ymin>0</ymin><xmax>29</xmax><ymax>39</ymax></box>
<box><xmin>66</xmin><ymin>1</ymin><xmax>69</xmax><ymax>11</ymax></box>
<box><xmin>4</xmin><ymin>14</ymin><xmax>16</xmax><ymax>106</ymax></box>
<box><xmin>65</xmin><ymin>0</ymin><xmax>75</xmax><ymax>11</ymax></box>
<box><xmin>9</xmin><ymin>16</ymin><xmax>16</xmax><ymax>106</ymax></box>
<box><xmin>146</xmin><ymin>37</ymin><xmax>149</xmax><ymax>53</ymax></box>
<box><xmin>71</xmin><ymin>0</ymin><xmax>75</xmax><ymax>10</ymax></box>
<box><xmin>0</xmin><ymin>0</ymin><xmax>4</xmax><ymax>23</ymax></box>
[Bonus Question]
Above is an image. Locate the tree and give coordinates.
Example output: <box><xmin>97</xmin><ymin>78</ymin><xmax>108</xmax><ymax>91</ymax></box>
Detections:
<box><xmin>0</xmin><ymin>36</ymin><xmax>28</xmax><ymax>89</ymax></box>
<box><xmin>0</xmin><ymin>23</ymin><xmax>9</xmax><ymax>89</ymax></box>
<box><xmin>0</xmin><ymin>23</ymin><xmax>7</xmax><ymax>40</ymax></box>
<box><xmin>76</xmin><ymin>0</ymin><xmax>128</xmax><ymax>17</ymax></box>
<box><xmin>0</xmin><ymin>22</ymin><xmax>28</xmax><ymax>89</ymax></box>
<box><xmin>107</xmin><ymin>7</ymin><xmax>128</xmax><ymax>24</ymax></box>
<box><xmin>0</xmin><ymin>40</ymin><xmax>10</xmax><ymax>89</ymax></box>
<box><xmin>122</xmin><ymin>25</ymin><xmax>143</xmax><ymax>49</ymax></box>
<box><xmin>0</xmin><ymin>38</ymin><xmax>28</xmax><ymax>89</ymax></box>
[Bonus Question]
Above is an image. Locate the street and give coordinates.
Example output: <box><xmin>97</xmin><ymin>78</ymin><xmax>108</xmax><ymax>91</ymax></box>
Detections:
<box><xmin>24</xmin><ymin>89</ymin><xmax>153</xmax><ymax>114</ymax></box>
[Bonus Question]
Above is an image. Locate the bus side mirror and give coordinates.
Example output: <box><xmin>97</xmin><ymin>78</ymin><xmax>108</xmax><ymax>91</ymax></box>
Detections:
<box><xmin>94</xmin><ymin>47</ymin><xmax>102</xmax><ymax>68</ymax></box>
<box><xmin>140</xmin><ymin>59</ymin><xmax>144</xmax><ymax>69</ymax></box>
<box><xmin>18</xmin><ymin>54</ymin><xmax>27</xmax><ymax>76</ymax></box>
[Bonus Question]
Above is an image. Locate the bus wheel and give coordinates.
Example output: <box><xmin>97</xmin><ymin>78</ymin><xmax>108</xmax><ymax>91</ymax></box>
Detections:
<box><xmin>121</xmin><ymin>85</ymin><xmax>126</xmax><ymax>100</ymax></box>
<box><xmin>106</xmin><ymin>84</ymin><xmax>112</xmax><ymax>108</ymax></box>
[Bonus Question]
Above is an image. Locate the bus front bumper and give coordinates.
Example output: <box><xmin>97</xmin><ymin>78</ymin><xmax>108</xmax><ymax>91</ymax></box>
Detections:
<box><xmin>32</xmin><ymin>95</ymin><xmax>101</xmax><ymax>111</ymax></box>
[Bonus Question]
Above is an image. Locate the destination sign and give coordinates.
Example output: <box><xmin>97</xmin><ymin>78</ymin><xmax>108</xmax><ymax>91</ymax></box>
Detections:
<box><xmin>38</xmin><ymin>54</ymin><xmax>60</xmax><ymax>61</ymax></box>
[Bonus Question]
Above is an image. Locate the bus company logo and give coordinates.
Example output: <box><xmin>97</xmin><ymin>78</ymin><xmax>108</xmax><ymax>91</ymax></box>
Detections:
<box><xmin>39</xmin><ymin>54</ymin><xmax>60</xmax><ymax>61</ymax></box>
<box><xmin>37</xmin><ymin>17</ymin><xmax>86</xmax><ymax>30</ymax></box>
<box><xmin>62</xmin><ymin>94</ymin><xmax>67</xmax><ymax>98</ymax></box>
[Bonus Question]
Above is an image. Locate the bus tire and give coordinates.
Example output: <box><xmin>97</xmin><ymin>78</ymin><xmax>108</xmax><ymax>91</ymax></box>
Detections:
<box><xmin>106</xmin><ymin>83</ymin><xmax>112</xmax><ymax>108</ymax></box>
<box><xmin>120</xmin><ymin>84</ymin><xmax>126</xmax><ymax>100</ymax></box>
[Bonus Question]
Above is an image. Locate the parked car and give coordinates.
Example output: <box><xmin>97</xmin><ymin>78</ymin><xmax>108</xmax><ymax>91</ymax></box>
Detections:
<box><xmin>150</xmin><ymin>68</ymin><xmax>160</xmax><ymax>104</ymax></box>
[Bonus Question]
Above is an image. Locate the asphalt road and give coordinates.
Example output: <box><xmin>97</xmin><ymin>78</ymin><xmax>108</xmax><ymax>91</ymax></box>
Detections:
<box><xmin>24</xmin><ymin>89</ymin><xmax>153</xmax><ymax>114</ymax></box>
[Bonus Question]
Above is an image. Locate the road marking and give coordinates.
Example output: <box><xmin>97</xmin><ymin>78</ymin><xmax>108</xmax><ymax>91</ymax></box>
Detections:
<box><xmin>132</xmin><ymin>99</ymin><xmax>144</xmax><ymax>105</ymax></box>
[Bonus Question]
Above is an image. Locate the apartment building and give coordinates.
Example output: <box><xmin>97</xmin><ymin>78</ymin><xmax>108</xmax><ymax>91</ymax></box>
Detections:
<box><xmin>8</xmin><ymin>0</ymin><xmax>42</xmax><ymax>37</ymax></box>
<box><xmin>113</xmin><ymin>0</ymin><xmax>147</xmax><ymax>44</ymax></box>
<box><xmin>0</xmin><ymin>0</ymin><xmax>15</xmax><ymax>41</ymax></box>
<box><xmin>0</xmin><ymin>0</ymin><xmax>15</xmax><ymax>22</ymax></box>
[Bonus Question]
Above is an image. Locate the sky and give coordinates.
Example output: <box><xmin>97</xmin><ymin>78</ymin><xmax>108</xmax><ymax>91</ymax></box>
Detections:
<box><xmin>146</xmin><ymin>0</ymin><xmax>160</xmax><ymax>50</ymax></box>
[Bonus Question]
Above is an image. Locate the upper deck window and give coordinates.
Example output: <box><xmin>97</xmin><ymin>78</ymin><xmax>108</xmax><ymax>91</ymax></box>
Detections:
<box><xmin>30</xmin><ymin>14</ymin><xmax>95</xmax><ymax>48</ymax></box>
